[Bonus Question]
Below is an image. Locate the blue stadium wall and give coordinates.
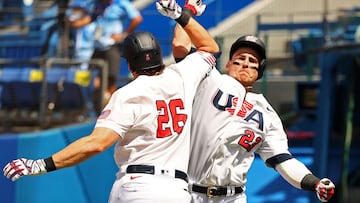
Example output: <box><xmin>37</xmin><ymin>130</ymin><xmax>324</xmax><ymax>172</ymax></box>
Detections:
<box><xmin>1</xmin><ymin>122</ymin><xmax>358</xmax><ymax>203</ymax></box>
<box><xmin>0</xmin><ymin>122</ymin><xmax>118</xmax><ymax>203</ymax></box>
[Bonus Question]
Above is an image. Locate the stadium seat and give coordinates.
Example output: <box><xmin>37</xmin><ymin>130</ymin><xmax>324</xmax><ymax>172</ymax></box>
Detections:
<box><xmin>0</xmin><ymin>67</ymin><xmax>23</xmax><ymax>82</ymax></box>
<box><xmin>0</xmin><ymin>81</ymin><xmax>15</xmax><ymax>109</ymax></box>
<box><xmin>45</xmin><ymin>67</ymin><xmax>68</xmax><ymax>83</ymax></box>
<box><xmin>11</xmin><ymin>81</ymin><xmax>42</xmax><ymax>110</ymax></box>
<box><xmin>0</xmin><ymin>80</ymin><xmax>42</xmax><ymax>130</ymax></box>
<box><xmin>0</xmin><ymin>66</ymin><xmax>93</xmax><ymax>130</ymax></box>
<box><xmin>20</xmin><ymin>67</ymin><xmax>43</xmax><ymax>82</ymax></box>
<box><xmin>1</xmin><ymin>45</ymin><xmax>43</xmax><ymax>59</ymax></box>
<box><xmin>55</xmin><ymin>82</ymin><xmax>86</xmax><ymax>110</ymax></box>
<box><xmin>46</xmin><ymin>81</ymin><xmax>88</xmax><ymax>124</ymax></box>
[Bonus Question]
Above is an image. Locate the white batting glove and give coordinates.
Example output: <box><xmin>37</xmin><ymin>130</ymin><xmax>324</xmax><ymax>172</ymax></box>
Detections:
<box><xmin>315</xmin><ymin>178</ymin><xmax>335</xmax><ymax>202</ymax></box>
<box><xmin>185</xmin><ymin>0</ymin><xmax>206</xmax><ymax>16</ymax></box>
<box><xmin>3</xmin><ymin>158</ymin><xmax>47</xmax><ymax>182</ymax></box>
<box><xmin>156</xmin><ymin>0</ymin><xmax>182</xmax><ymax>19</ymax></box>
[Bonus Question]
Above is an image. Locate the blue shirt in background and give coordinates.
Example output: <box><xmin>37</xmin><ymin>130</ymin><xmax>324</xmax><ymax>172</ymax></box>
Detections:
<box><xmin>93</xmin><ymin>0</ymin><xmax>141</xmax><ymax>50</ymax></box>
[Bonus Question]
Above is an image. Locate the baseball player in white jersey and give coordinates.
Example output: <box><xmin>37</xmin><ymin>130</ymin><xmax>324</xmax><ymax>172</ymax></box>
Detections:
<box><xmin>172</xmin><ymin>1</ymin><xmax>336</xmax><ymax>202</ymax></box>
<box><xmin>2</xmin><ymin>1</ymin><xmax>219</xmax><ymax>202</ymax></box>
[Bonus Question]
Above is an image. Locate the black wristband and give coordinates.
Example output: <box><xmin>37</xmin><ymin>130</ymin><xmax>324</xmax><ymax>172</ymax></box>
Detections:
<box><xmin>44</xmin><ymin>156</ymin><xmax>56</xmax><ymax>172</ymax></box>
<box><xmin>175</xmin><ymin>8</ymin><xmax>193</xmax><ymax>27</ymax></box>
<box><xmin>301</xmin><ymin>174</ymin><xmax>320</xmax><ymax>191</ymax></box>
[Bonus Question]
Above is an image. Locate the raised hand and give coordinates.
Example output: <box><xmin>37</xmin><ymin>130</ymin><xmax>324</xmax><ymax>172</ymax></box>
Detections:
<box><xmin>156</xmin><ymin>0</ymin><xmax>182</xmax><ymax>19</ymax></box>
<box><xmin>185</xmin><ymin>0</ymin><xmax>206</xmax><ymax>16</ymax></box>
<box><xmin>315</xmin><ymin>178</ymin><xmax>335</xmax><ymax>202</ymax></box>
<box><xmin>3</xmin><ymin>158</ymin><xmax>47</xmax><ymax>182</ymax></box>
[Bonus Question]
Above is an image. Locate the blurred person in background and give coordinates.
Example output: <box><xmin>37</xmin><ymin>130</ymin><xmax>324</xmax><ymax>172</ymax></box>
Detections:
<box><xmin>91</xmin><ymin>0</ymin><xmax>143</xmax><ymax>115</ymax></box>
<box><xmin>66</xmin><ymin>0</ymin><xmax>96</xmax><ymax>69</ymax></box>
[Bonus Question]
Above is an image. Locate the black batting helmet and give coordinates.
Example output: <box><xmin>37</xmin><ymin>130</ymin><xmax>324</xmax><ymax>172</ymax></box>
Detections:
<box><xmin>229</xmin><ymin>35</ymin><xmax>266</xmax><ymax>80</ymax></box>
<box><xmin>122</xmin><ymin>31</ymin><xmax>164</xmax><ymax>73</ymax></box>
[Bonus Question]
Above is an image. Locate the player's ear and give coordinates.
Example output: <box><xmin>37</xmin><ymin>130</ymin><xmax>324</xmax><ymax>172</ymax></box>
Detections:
<box><xmin>225</xmin><ymin>60</ymin><xmax>232</xmax><ymax>71</ymax></box>
<box><xmin>127</xmin><ymin>65</ymin><xmax>137</xmax><ymax>78</ymax></box>
<box><xmin>132</xmin><ymin>71</ymin><xmax>139</xmax><ymax>79</ymax></box>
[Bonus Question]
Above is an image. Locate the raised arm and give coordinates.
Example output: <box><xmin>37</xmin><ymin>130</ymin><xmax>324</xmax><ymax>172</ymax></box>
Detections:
<box><xmin>156</xmin><ymin>0</ymin><xmax>218</xmax><ymax>54</ymax></box>
<box><xmin>170</xmin><ymin>0</ymin><xmax>211</xmax><ymax>59</ymax></box>
<box><xmin>172</xmin><ymin>24</ymin><xmax>192</xmax><ymax>59</ymax></box>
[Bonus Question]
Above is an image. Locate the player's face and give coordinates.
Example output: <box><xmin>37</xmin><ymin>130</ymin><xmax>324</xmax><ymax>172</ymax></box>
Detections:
<box><xmin>226</xmin><ymin>47</ymin><xmax>259</xmax><ymax>87</ymax></box>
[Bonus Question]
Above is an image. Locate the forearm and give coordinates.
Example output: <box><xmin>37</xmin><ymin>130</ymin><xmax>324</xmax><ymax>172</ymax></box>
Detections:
<box><xmin>275</xmin><ymin>158</ymin><xmax>335</xmax><ymax>202</ymax></box>
<box><xmin>51</xmin><ymin>136</ymin><xmax>103</xmax><ymax>169</ymax></box>
<box><xmin>3</xmin><ymin>128</ymin><xmax>120</xmax><ymax>182</ymax></box>
<box><xmin>275</xmin><ymin>158</ymin><xmax>313</xmax><ymax>189</ymax></box>
<box><xmin>112</xmin><ymin>16</ymin><xmax>143</xmax><ymax>43</ymax></box>
<box><xmin>52</xmin><ymin>128</ymin><xmax>119</xmax><ymax>170</ymax></box>
<box><xmin>125</xmin><ymin>15</ymin><xmax>143</xmax><ymax>34</ymax></box>
<box><xmin>181</xmin><ymin>16</ymin><xmax>218</xmax><ymax>53</ymax></box>
<box><xmin>172</xmin><ymin>24</ymin><xmax>192</xmax><ymax>58</ymax></box>
<box><xmin>69</xmin><ymin>15</ymin><xmax>92</xmax><ymax>28</ymax></box>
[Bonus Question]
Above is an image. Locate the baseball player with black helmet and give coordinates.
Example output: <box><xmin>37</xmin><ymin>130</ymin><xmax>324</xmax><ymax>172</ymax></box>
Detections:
<box><xmin>2</xmin><ymin>0</ymin><xmax>219</xmax><ymax>202</ymax></box>
<box><xmin>172</xmin><ymin>1</ymin><xmax>335</xmax><ymax>202</ymax></box>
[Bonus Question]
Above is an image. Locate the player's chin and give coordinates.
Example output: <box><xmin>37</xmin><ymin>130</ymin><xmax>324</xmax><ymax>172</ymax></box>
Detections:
<box><xmin>237</xmin><ymin>73</ymin><xmax>251</xmax><ymax>81</ymax></box>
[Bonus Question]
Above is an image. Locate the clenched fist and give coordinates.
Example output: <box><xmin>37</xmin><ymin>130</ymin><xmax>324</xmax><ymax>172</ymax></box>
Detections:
<box><xmin>315</xmin><ymin>178</ymin><xmax>335</xmax><ymax>202</ymax></box>
<box><xmin>156</xmin><ymin>0</ymin><xmax>182</xmax><ymax>19</ymax></box>
<box><xmin>3</xmin><ymin>158</ymin><xmax>48</xmax><ymax>181</ymax></box>
<box><xmin>185</xmin><ymin>0</ymin><xmax>206</xmax><ymax>16</ymax></box>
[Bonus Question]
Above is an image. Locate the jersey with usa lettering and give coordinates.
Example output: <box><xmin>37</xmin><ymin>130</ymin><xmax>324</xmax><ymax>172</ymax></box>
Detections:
<box><xmin>189</xmin><ymin>92</ymin><xmax>290</xmax><ymax>188</ymax></box>
<box><xmin>188</xmin><ymin>68</ymin><xmax>247</xmax><ymax>181</ymax></box>
<box><xmin>95</xmin><ymin>51</ymin><xmax>215</xmax><ymax>175</ymax></box>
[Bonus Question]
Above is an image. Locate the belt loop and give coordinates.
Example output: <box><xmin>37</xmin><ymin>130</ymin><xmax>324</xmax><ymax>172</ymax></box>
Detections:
<box><xmin>189</xmin><ymin>182</ymin><xmax>193</xmax><ymax>193</ymax></box>
<box><xmin>227</xmin><ymin>186</ymin><xmax>235</xmax><ymax>196</ymax></box>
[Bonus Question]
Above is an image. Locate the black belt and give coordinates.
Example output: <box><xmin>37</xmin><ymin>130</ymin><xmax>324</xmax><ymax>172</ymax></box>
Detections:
<box><xmin>126</xmin><ymin>165</ymin><xmax>188</xmax><ymax>183</ymax></box>
<box><xmin>192</xmin><ymin>184</ymin><xmax>243</xmax><ymax>198</ymax></box>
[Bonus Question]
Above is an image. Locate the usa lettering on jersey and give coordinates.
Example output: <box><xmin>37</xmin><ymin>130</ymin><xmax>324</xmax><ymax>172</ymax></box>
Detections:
<box><xmin>212</xmin><ymin>94</ymin><xmax>264</xmax><ymax>131</ymax></box>
<box><xmin>237</xmin><ymin>100</ymin><xmax>253</xmax><ymax>118</ymax></box>
<box><xmin>212</xmin><ymin>89</ymin><xmax>241</xmax><ymax>114</ymax></box>
<box><xmin>212</xmin><ymin>92</ymin><xmax>265</xmax><ymax>151</ymax></box>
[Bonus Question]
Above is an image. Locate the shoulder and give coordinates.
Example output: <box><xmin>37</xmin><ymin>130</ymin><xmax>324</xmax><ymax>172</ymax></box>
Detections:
<box><xmin>246</xmin><ymin>93</ymin><xmax>277</xmax><ymax>113</ymax></box>
<box><xmin>173</xmin><ymin>52</ymin><xmax>214</xmax><ymax>72</ymax></box>
<box><xmin>114</xmin><ymin>78</ymin><xmax>144</xmax><ymax>97</ymax></box>
<box><xmin>185</xmin><ymin>51</ymin><xmax>217</xmax><ymax>66</ymax></box>
<box><xmin>246</xmin><ymin>92</ymin><xmax>267</xmax><ymax>103</ymax></box>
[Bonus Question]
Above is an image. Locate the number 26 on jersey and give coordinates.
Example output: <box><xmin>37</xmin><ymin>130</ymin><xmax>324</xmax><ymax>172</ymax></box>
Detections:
<box><xmin>156</xmin><ymin>99</ymin><xmax>188</xmax><ymax>138</ymax></box>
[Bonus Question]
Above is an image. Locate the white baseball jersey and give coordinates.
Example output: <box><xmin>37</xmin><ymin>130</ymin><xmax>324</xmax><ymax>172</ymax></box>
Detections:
<box><xmin>188</xmin><ymin>69</ymin><xmax>246</xmax><ymax>179</ymax></box>
<box><xmin>189</xmin><ymin>91</ymin><xmax>291</xmax><ymax>188</ymax></box>
<box><xmin>95</xmin><ymin>51</ymin><xmax>215</xmax><ymax>174</ymax></box>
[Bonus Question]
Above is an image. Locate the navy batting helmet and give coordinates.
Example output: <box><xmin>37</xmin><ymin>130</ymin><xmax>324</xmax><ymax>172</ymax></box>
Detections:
<box><xmin>229</xmin><ymin>35</ymin><xmax>266</xmax><ymax>80</ymax></box>
<box><xmin>122</xmin><ymin>31</ymin><xmax>164</xmax><ymax>73</ymax></box>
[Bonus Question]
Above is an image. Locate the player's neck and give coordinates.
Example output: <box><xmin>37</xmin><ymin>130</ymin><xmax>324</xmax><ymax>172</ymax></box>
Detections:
<box><xmin>245</xmin><ymin>86</ymin><xmax>252</xmax><ymax>92</ymax></box>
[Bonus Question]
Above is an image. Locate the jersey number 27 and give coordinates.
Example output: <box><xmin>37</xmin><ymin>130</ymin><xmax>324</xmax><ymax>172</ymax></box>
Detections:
<box><xmin>156</xmin><ymin>99</ymin><xmax>188</xmax><ymax>138</ymax></box>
